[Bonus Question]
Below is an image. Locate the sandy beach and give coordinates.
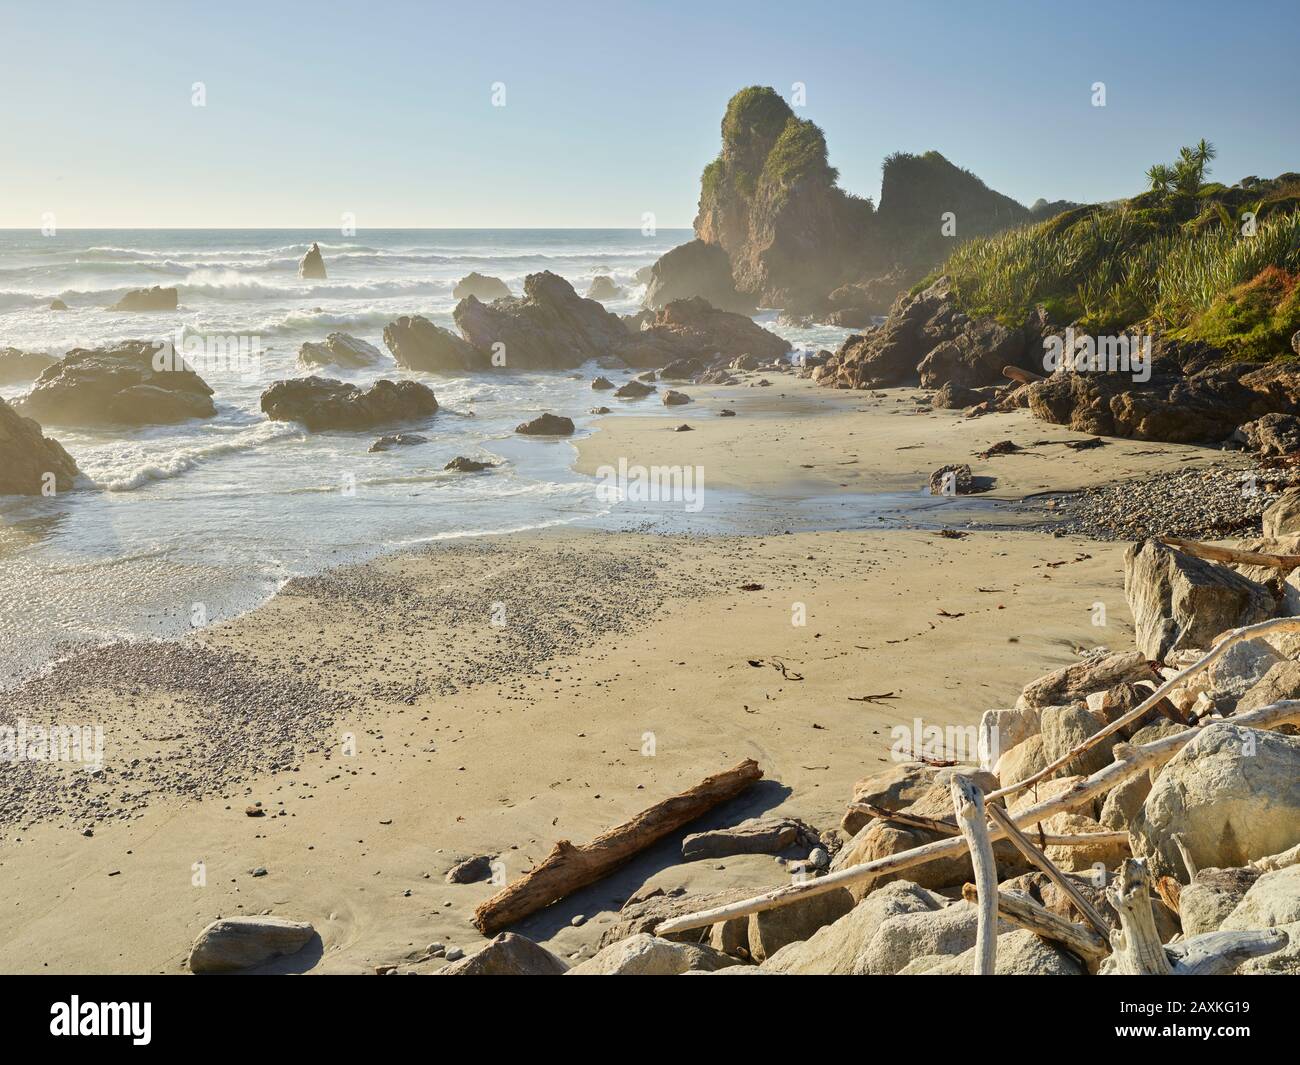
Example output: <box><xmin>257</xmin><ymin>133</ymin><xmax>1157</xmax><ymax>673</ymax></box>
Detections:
<box><xmin>0</xmin><ymin>377</ymin><xmax>1221</xmax><ymax>973</ymax></box>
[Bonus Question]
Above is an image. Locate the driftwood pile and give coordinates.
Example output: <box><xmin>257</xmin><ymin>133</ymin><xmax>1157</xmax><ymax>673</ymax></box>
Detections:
<box><xmin>438</xmin><ymin>530</ymin><xmax>1300</xmax><ymax>975</ymax></box>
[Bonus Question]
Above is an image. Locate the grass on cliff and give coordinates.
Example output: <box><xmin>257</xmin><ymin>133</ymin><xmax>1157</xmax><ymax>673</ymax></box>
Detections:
<box><xmin>936</xmin><ymin>154</ymin><xmax>1300</xmax><ymax>357</ymax></box>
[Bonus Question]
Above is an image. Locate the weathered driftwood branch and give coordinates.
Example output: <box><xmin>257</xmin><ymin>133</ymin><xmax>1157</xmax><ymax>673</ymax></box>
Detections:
<box><xmin>1105</xmin><ymin>858</ymin><xmax>1172</xmax><ymax>974</ymax></box>
<box><xmin>951</xmin><ymin>775</ymin><xmax>997</xmax><ymax>975</ymax></box>
<box><xmin>1251</xmin><ymin>842</ymin><xmax>1300</xmax><ymax>872</ymax></box>
<box><xmin>1159</xmin><ymin>535</ymin><xmax>1300</xmax><ymax>574</ymax></box>
<box><xmin>990</xmin><ymin>616</ymin><xmax>1300</xmax><ymax>801</ymax></box>
<box><xmin>984</xmin><ymin>801</ymin><xmax>1112</xmax><ymax>939</ymax></box>
<box><xmin>1103</xmin><ymin>858</ymin><xmax>1289</xmax><ymax>975</ymax></box>
<box><xmin>963</xmin><ymin>883</ymin><xmax>1108</xmax><ymax>966</ymax></box>
<box><xmin>1171</xmin><ymin>833</ymin><xmax>1198</xmax><ymax>882</ymax></box>
<box><xmin>1167</xmin><ymin>928</ymin><xmax>1290</xmax><ymax>975</ymax></box>
<box><xmin>473</xmin><ymin>759</ymin><xmax>762</xmax><ymax>934</ymax></box>
<box><xmin>654</xmin><ymin>700</ymin><xmax>1300</xmax><ymax>937</ymax></box>
<box><xmin>848</xmin><ymin>802</ymin><xmax>1127</xmax><ymax>849</ymax></box>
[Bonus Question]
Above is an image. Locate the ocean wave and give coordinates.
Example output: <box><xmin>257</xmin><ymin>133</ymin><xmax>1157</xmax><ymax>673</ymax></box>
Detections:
<box><xmin>88</xmin><ymin>422</ymin><xmax>301</xmax><ymax>492</ymax></box>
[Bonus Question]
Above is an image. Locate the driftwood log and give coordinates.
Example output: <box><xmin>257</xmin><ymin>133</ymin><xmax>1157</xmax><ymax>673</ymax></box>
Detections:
<box><xmin>847</xmin><ymin>802</ymin><xmax>1128</xmax><ymax>849</ymax></box>
<box><xmin>1003</xmin><ymin>365</ymin><xmax>1045</xmax><ymax>384</ymax></box>
<box><xmin>473</xmin><ymin>758</ymin><xmax>762</xmax><ymax>935</ymax></box>
<box><xmin>963</xmin><ymin>883</ymin><xmax>1109</xmax><ymax>967</ymax></box>
<box><xmin>990</xmin><ymin>616</ymin><xmax>1300</xmax><ymax>801</ymax></box>
<box><xmin>654</xmin><ymin>699</ymin><xmax>1300</xmax><ymax>937</ymax></box>
<box><xmin>1158</xmin><ymin>535</ymin><xmax>1300</xmax><ymax>574</ymax></box>
<box><xmin>951</xmin><ymin>775</ymin><xmax>997</xmax><ymax>975</ymax></box>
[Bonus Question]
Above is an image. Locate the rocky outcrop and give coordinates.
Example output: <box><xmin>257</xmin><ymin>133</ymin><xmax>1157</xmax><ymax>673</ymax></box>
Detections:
<box><xmin>1123</xmin><ymin>539</ymin><xmax>1277</xmax><ymax>661</ymax></box>
<box><xmin>617</xmin><ymin>297</ymin><xmax>790</xmax><ymax>369</ymax></box>
<box><xmin>109</xmin><ymin>286</ymin><xmax>178</xmax><ymax>312</ymax></box>
<box><xmin>383</xmin><ymin>315</ymin><xmax>487</xmax><ymax>372</ymax></box>
<box><xmin>298</xmin><ymin>242</ymin><xmax>327</xmax><ymax>280</ymax></box>
<box><xmin>0</xmin><ymin>348</ymin><xmax>58</xmax><ymax>386</ymax></box>
<box><xmin>454</xmin><ymin>271</ymin><xmax>626</xmax><ymax>370</ymax></box>
<box><xmin>694</xmin><ymin>87</ymin><xmax>874</xmax><ymax>309</ymax></box>
<box><xmin>452</xmin><ymin>272</ymin><xmax>510</xmax><ymax>301</ymax></box>
<box><xmin>0</xmin><ymin>398</ymin><xmax>79</xmax><ymax>496</ymax></box>
<box><xmin>1026</xmin><ymin>362</ymin><xmax>1300</xmax><ymax>444</ymax></box>
<box><xmin>188</xmin><ymin>916</ymin><xmax>315</xmax><ymax>973</ymax></box>
<box><xmin>614</xmin><ymin>380</ymin><xmax>655</xmax><ymax>398</ymax></box>
<box><xmin>515</xmin><ymin>412</ymin><xmax>574</xmax><ymax>436</ymax></box>
<box><xmin>586</xmin><ymin>276</ymin><xmax>622</xmax><ymax>301</ymax></box>
<box><xmin>1130</xmin><ymin>723</ymin><xmax>1300</xmax><ymax>877</ymax></box>
<box><xmin>1263</xmin><ymin>488</ymin><xmax>1300</xmax><ymax>537</ymax></box>
<box><xmin>662</xmin><ymin>389</ymin><xmax>690</xmax><ymax>406</ymax></box>
<box><xmin>261</xmin><ymin>377</ymin><xmax>437</xmax><ymax>431</ymax></box>
<box><xmin>16</xmin><ymin>341</ymin><xmax>216</xmax><ymax>425</ymax></box>
<box><xmin>644</xmin><ymin>239</ymin><xmax>752</xmax><ymax>313</ymax></box>
<box><xmin>298</xmin><ymin>332</ymin><xmax>386</xmax><ymax>370</ymax></box>
<box><xmin>1242</xmin><ymin>412</ymin><xmax>1300</xmax><ymax>455</ymax></box>
<box><xmin>1018</xmin><ymin>651</ymin><xmax>1154</xmax><ymax>710</ymax></box>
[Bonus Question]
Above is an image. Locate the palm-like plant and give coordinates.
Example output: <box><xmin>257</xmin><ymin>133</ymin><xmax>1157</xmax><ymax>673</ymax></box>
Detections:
<box><xmin>1146</xmin><ymin>163</ymin><xmax>1175</xmax><ymax>193</ymax></box>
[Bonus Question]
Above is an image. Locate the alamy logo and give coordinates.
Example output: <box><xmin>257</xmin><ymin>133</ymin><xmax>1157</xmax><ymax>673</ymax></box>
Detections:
<box><xmin>0</xmin><ymin>718</ymin><xmax>103</xmax><ymax>769</ymax></box>
<box><xmin>595</xmin><ymin>458</ymin><xmax>705</xmax><ymax>513</ymax></box>
<box><xmin>50</xmin><ymin>997</ymin><xmax>151</xmax><ymax>1045</ymax></box>
<box><xmin>1042</xmin><ymin>328</ymin><xmax>1152</xmax><ymax>383</ymax></box>
<box><xmin>151</xmin><ymin>329</ymin><xmax>261</xmax><ymax>378</ymax></box>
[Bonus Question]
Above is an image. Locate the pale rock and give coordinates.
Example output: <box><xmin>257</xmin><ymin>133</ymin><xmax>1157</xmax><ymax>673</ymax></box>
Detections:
<box><xmin>436</xmin><ymin>932</ymin><xmax>568</xmax><ymax>975</ymax></box>
<box><xmin>565</xmin><ymin>933</ymin><xmax>742</xmax><ymax>975</ymax></box>
<box><xmin>188</xmin><ymin>916</ymin><xmax>315</xmax><ymax>973</ymax></box>
<box><xmin>1018</xmin><ymin>651</ymin><xmax>1152</xmax><ymax>710</ymax></box>
<box><xmin>917</xmin><ymin>928</ymin><xmax>1085</xmax><ymax>975</ymax></box>
<box><xmin>746</xmin><ymin>887</ymin><xmax>854</xmax><ymax>962</ymax></box>
<box><xmin>1178</xmin><ymin>867</ymin><xmax>1261</xmax><ymax>937</ymax></box>
<box><xmin>977</xmin><ymin>707</ymin><xmax>1040</xmax><ymax>771</ymax></box>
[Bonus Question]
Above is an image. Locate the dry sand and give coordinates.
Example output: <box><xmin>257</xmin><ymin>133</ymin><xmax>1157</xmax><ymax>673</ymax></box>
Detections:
<box><xmin>0</xmin><ymin>374</ymin><xmax>1226</xmax><ymax>973</ymax></box>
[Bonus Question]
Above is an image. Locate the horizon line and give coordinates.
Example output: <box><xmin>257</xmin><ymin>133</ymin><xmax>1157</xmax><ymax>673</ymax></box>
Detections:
<box><xmin>0</xmin><ymin>225</ymin><xmax>698</xmax><ymax>233</ymax></box>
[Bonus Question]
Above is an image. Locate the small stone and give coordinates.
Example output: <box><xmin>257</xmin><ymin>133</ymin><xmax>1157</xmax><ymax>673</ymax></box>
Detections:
<box><xmin>444</xmin><ymin>947</ymin><xmax>464</xmax><ymax>961</ymax></box>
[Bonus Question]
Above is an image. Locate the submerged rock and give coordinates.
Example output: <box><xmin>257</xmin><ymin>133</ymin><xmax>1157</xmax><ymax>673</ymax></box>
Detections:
<box><xmin>0</xmin><ymin>398</ymin><xmax>79</xmax><ymax>496</ymax></box>
<box><xmin>261</xmin><ymin>376</ymin><xmax>438</xmax><ymax>431</ymax></box>
<box><xmin>444</xmin><ymin>456</ymin><xmax>497</xmax><ymax>473</ymax></box>
<box><xmin>662</xmin><ymin>389</ymin><xmax>691</xmax><ymax>406</ymax></box>
<box><xmin>298</xmin><ymin>241</ymin><xmax>327</xmax><ymax>279</ymax></box>
<box><xmin>382</xmin><ymin>315</ymin><xmax>486</xmax><ymax>373</ymax></box>
<box><xmin>614</xmin><ymin>380</ymin><xmax>655</xmax><ymax>398</ymax></box>
<box><xmin>368</xmin><ymin>433</ymin><xmax>427</xmax><ymax>452</ymax></box>
<box><xmin>16</xmin><ymin>341</ymin><xmax>216</xmax><ymax>425</ymax></box>
<box><xmin>188</xmin><ymin>916</ymin><xmax>315</xmax><ymax>973</ymax></box>
<box><xmin>298</xmin><ymin>332</ymin><xmax>386</xmax><ymax>369</ymax></box>
<box><xmin>452</xmin><ymin>272</ymin><xmax>511</xmax><ymax>301</ymax></box>
<box><xmin>49</xmin><ymin>298</ymin><xmax>68</xmax><ymax>311</ymax></box>
<box><xmin>109</xmin><ymin>286</ymin><xmax>178</xmax><ymax>312</ymax></box>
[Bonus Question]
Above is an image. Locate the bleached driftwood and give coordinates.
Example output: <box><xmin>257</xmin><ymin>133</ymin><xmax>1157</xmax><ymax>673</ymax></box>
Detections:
<box><xmin>848</xmin><ymin>802</ymin><xmax>1128</xmax><ymax>848</ymax></box>
<box><xmin>1251</xmin><ymin>842</ymin><xmax>1300</xmax><ymax>872</ymax></box>
<box><xmin>1105</xmin><ymin>858</ymin><xmax>1172</xmax><ymax>974</ymax></box>
<box><xmin>473</xmin><ymin>758</ymin><xmax>762</xmax><ymax>934</ymax></box>
<box><xmin>1159</xmin><ymin>535</ymin><xmax>1300</xmax><ymax>574</ymax></box>
<box><xmin>1103</xmin><ymin>858</ymin><xmax>1290</xmax><ymax>975</ymax></box>
<box><xmin>962</xmin><ymin>883</ymin><xmax>1108</xmax><ymax>966</ymax></box>
<box><xmin>990</xmin><ymin>616</ymin><xmax>1300</xmax><ymax>801</ymax></box>
<box><xmin>951</xmin><ymin>775</ymin><xmax>997</xmax><ymax>975</ymax></box>
<box><xmin>654</xmin><ymin>699</ymin><xmax>1300</xmax><ymax>937</ymax></box>
<box><xmin>1171</xmin><ymin>833</ymin><xmax>1198</xmax><ymax>882</ymax></box>
<box><xmin>984</xmin><ymin>801</ymin><xmax>1112</xmax><ymax>939</ymax></box>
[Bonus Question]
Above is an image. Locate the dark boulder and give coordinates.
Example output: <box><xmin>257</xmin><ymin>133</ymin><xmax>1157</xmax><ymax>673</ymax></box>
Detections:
<box><xmin>261</xmin><ymin>377</ymin><xmax>437</xmax><ymax>431</ymax></box>
<box><xmin>587</xmin><ymin>275</ymin><xmax>623</xmax><ymax>301</ymax></box>
<box><xmin>644</xmin><ymin>239</ymin><xmax>753</xmax><ymax>313</ymax></box>
<box><xmin>298</xmin><ymin>333</ymin><xmax>386</xmax><ymax>370</ymax></box>
<box><xmin>444</xmin><ymin>456</ymin><xmax>497</xmax><ymax>472</ymax></box>
<box><xmin>0</xmin><ymin>347</ymin><xmax>59</xmax><ymax>386</ymax></box>
<box><xmin>0</xmin><ymin>398</ymin><xmax>79</xmax><ymax>496</ymax></box>
<box><xmin>16</xmin><ymin>341</ymin><xmax>215</xmax><ymax>425</ymax></box>
<box><xmin>369</xmin><ymin>433</ymin><xmax>428</xmax><ymax>453</ymax></box>
<box><xmin>618</xmin><ymin>297</ymin><xmax>790</xmax><ymax>369</ymax></box>
<box><xmin>299</xmin><ymin>242</ymin><xmax>327</xmax><ymax>280</ymax></box>
<box><xmin>452</xmin><ymin>272</ymin><xmax>510</xmax><ymax>301</ymax></box>
<box><xmin>515</xmin><ymin>413</ymin><xmax>574</xmax><ymax>436</ymax></box>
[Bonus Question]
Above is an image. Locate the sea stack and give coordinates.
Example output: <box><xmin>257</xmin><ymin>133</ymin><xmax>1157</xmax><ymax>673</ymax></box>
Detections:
<box><xmin>299</xmin><ymin>241</ymin><xmax>327</xmax><ymax>280</ymax></box>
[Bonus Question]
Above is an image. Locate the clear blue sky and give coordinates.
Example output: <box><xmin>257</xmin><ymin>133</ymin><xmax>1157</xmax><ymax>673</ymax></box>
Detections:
<box><xmin>2</xmin><ymin>0</ymin><xmax>1296</xmax><ymax>228</ymax></box>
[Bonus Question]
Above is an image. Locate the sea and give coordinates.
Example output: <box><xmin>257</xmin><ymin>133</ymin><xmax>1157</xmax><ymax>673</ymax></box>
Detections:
<box><xmin>0</xmin><ymin>228</ymin><xmax>907</xmax><ymax>683</ymax></box>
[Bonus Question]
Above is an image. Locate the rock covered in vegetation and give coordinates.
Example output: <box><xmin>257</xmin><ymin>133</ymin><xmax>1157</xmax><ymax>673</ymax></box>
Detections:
<box><xmin>452</xmin><ymin>272</ymin><xmax>511</xmax><ymax>301</ymax></box>
<box><xmin>0</xmin><ymin>398</ymin><xmax>79</xmax><ymax>496</ymax></box>
<box><xmin>298</xmin><ymin>332</ymin><xmax>386</xmax><ymax>369</ymax></box>
<box><xmin>109</xmin><ymin>285</ymin><xmax>178</xmax><ymax>311</ymax></box>
<box><xmin>188</xmin><ymin>916</ymin><xmax>315</xmax><ymax>973</ymax></box>
<box><xmin>16</xmin><ymin>341</ymin><xmax>216</xmax><ymax>425</ymax></box>
<box><xmin>261</xmin><ymin>376</ymin><xmax>437</xmax><ymax>431</ymax></box>
<box><xmin>383</xmin><ymin>315</ymin><xmax>487</xmax><ymax>372</ymax></box>
<box><xmin>298</xmin><ymin>241</ymin><xmax>327</xmax><ymax>279</ymax></box>
<box><xmin>454</xmin><ymin>271</ymin><xmax>627</xmax><ymax>370</ymax></box>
